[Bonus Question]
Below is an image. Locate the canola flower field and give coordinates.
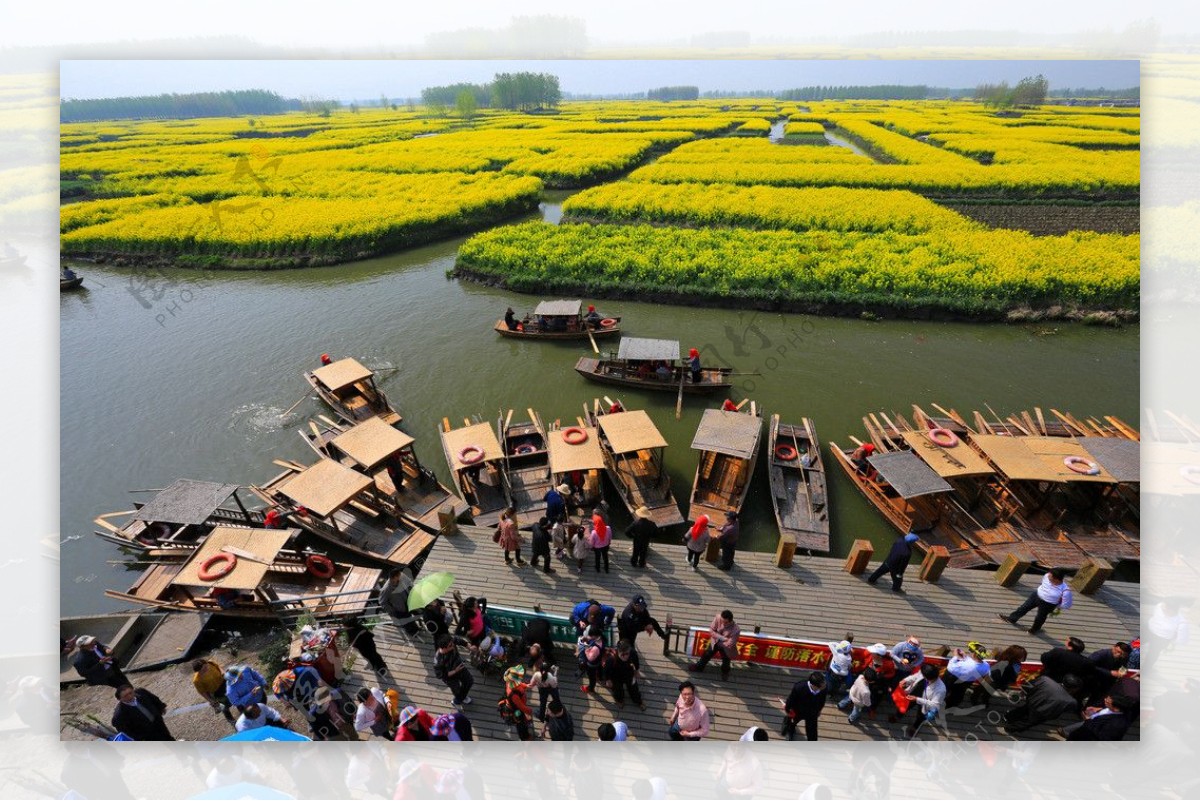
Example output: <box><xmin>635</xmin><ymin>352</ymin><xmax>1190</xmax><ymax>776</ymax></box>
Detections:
<box><xmin>61</xmin><ymin>99</ymin><xmax>1138</xmax><ymax>317</ymax></box>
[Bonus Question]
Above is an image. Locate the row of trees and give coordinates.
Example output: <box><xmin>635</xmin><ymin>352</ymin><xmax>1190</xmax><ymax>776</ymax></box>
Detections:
<box><xmin>779</xmin><ymin>85</ymin><xmax>932</xmax><ymax>101</ymax></box>
<box><xmin>420</xmin><ymin>72</ymin><xmax>561</xmax><ymax>116</ymax></box>
<box><xmin>647</xmin><ymin>86</ymin><xmax>700</xmax><ymax>101</ymax></box>
<box><xmin>976</xmin><ymin>75</ymin><xmax>1050</xmax><ymax>108</ymax></box>
<box><xmin>61</xmin><ymin>90</ymin><xmax>300</xmax><ymax>122</ymax></box>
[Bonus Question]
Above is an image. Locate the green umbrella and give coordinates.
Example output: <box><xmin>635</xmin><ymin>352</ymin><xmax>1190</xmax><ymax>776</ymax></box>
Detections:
<box><xmin>406</xmin><ymin>571</ymin><xmax>455</xmax><ymax>610</ymax></box>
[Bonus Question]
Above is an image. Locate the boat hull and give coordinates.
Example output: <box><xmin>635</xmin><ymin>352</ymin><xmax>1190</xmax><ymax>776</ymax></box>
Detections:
<box><xmin>575</xmin><ymin>358</ymin><xmax>730</xmax><ymax>395</ymax></box>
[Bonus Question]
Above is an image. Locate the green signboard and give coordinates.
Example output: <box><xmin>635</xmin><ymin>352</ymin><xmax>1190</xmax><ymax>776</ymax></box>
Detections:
<box><xmin>486</xmin><ymin>603</ymin><xmax>615</xmax><ymax>646</ymax></box>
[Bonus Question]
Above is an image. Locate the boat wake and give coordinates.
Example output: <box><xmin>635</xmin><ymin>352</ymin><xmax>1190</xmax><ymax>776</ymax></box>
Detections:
<box><xmin>229</xmin><ymin>402</ymin><xmax>306</xmax><ymax>435</ymax></box>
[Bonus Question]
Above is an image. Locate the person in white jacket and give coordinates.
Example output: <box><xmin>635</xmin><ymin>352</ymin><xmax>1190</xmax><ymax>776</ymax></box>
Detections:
<box><xmin>999</xmin><ymin>568</ymin><xmax>1074</xmax><ymax>634</ymax></box>
<box><xmin>899</xmin><ymin>663</ymin><xmax>946</xmax><ymax>739</ymax></box>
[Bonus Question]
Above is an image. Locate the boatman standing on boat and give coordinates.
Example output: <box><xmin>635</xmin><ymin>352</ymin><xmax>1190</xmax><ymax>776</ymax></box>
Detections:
<box><xmin>688</xmin><ymin>348</ymin><xmax>703</xmax><ymax>383</ymax></box>
<box><xmin>504</xmin><ymin>307</ymin><xmax>519</xmax><ymax>331</ymax></box>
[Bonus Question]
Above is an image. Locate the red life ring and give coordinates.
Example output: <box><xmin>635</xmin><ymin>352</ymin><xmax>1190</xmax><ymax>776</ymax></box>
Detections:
<box><xmin>600</xmin><ymin>318</ymin><xmax>617</xmax><ymax>328</ymax></box>
<box><xmin>198</xmin><ymin>552</ymin><xmax>237</xmax><ymax>582</ymax></box>
<box><xmin>514</xmin><ymin>443</ymin><xmax>536</xmax><ymax>455</ymax></box>
<box><xmin>459</xmin><ymin>445</ymin><xmax>485</xmax><ymax>465</ymax></box>
<box><xmin>928</xmin><ymin>428</ymin><xmax>959</xmax><ymax>447</ymax></box>
<box><xmin>562</xmin><ymin>427</ymin><xmax>588</xmax><ymax>445</ymax></box>
<box><xmin>1064</xmin><ymin>456</ymin><xmax>1100</xmax><ymax>476</ymax></box>
<box><xmin>775</xmin><ymin>444</ymin><xmax>799</xmax><ymax>462</ymax></box>
<box><xmin>306</xmin><ymin>554</ymin><xmax>336</xmax><ymax>579</ymax></box>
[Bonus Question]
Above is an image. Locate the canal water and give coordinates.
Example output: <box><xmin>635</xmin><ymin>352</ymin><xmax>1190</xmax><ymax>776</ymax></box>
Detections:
<box><xmin>60</xmin><ymin>199</ymin><xmax>1138</xmax><ymax>615</ymax></box>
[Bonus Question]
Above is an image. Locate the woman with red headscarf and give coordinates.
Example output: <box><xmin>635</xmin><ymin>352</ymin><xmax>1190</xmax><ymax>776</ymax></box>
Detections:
<box><xmin>688</xmin><ymin>348</ymin><xmax>702</xmax><ymax>383</ymax></box>
<box><xmin>851</xmin><ymin>443</ymin><xmax>876</xmax><ymax>476</ymax></box>
<box><xmin>584</xmin><ymin>304</ymin><xmax>601</xmax><ymax>329</ymax></box>
<box><xmin>684</xmin><ymin>515</ymin><xmax>710</xmax><ymax>572</ymax></box>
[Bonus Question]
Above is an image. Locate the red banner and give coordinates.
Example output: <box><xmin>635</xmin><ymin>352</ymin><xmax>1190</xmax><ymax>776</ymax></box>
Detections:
<box><xmin>685</xmin><ymin>628</ymin><xmax>1059</xmax><ymax>684</ymax></box>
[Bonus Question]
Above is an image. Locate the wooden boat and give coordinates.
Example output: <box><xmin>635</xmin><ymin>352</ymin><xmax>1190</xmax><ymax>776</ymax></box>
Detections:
<box><xmin>304</xmin><ymin>357</ymin><xmax>401</xmax><ymax>427</ymax></box>
<box><xmin>498</xmin><ymin>408</ymin><xmax>553</xmax><ymax>520</ymax></box>
<box><xmin>61</xmin><ymin>612</ymin><xmax>211</xmax><ymax>684</ymax></box>
<box><xmin>687</xmin><ymin>402</ymin><xmax>763</xmax><ymax>529</ymax></box>
<box><xmin>105</xmin><ymin>526</ymin><xmax>382</xmax><ymax>620</ymax></box>
<box><xmin>768</xmin><ymin>414</ymin><xmax>830</xmax><ymax>552</ymax></box>
<box><xmin>586</xmin><ymin>402</ymin><xmax>684</xmax><ymax>528</ymax></box>
<box><xmin>300</xmin><ymin>414</ymin><xmax>467</xmax><ymax>529</ymax></box>
<box><xmin>439</xmin><ymin>417</ymin><xmax>509</xmax><ymax>527</ymax></box>
<box><xmin>93</xmin><ymin>478</ymin><xmax>264</xmax><ymax>551</ymax></box>
<box><xmin>251</xmin><ymin>456</ymin><xmax>438</xmax><ymax>569</ymax></box>
<box><xmin>60</xmin><ymin>275</ymin><xmax>84</xmax><ymax>291</ymax></box>
<box><xmin>495</xmin><ymin>299</ymin><xmax>621</xmax><ymax>340</ymax></box>
<box><xmin>545</xmin><ymin>400</ymin><xmax>614</xmax><ymax>509</ymax></box>
<box><xmin>575</xmin><ymin>337</ymin><xmax>732</xmax><ymax>395</ymax></box>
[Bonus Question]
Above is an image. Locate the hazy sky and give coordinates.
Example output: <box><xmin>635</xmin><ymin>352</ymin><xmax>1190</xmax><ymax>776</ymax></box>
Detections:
<box><xmin>60</xmin><ymin>60</ymin><xmax>1140</xmax><ymax>101</ymax></box>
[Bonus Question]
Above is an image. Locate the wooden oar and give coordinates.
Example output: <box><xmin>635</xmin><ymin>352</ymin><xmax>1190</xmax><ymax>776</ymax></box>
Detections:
<box><xmin>675</xmin><ymin>365</ymin><xmax>686</xmax><ymax>420</ymax></box>
<box><xmin>280</xmin><ymin>394</ymin><xmax>312</xmax><ymax>418</ymax></box>
<box><xmin>221</xmin><ymin>545</ymin><xmax>272</xmax><ymax>565</ymax></box>
<box><xmin>586</xmin><ymin>326</ymin><xmax>600</xmax><ymax>355</ymax></box>
<box><xmin>735</xmin><ymin>398</ymin><xmax>749</xmax><ymax>410</ymax></box>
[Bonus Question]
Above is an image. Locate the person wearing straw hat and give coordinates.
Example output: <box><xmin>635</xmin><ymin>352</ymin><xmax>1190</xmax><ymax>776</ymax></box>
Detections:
<box><xmin>943</xmin><ymin>641</ymin><xmax>992</xmax><ymax>708</ymax></box>
<box><xmin>71</xmin><ymin>635</ymin><xmax>129</xmax><ymax>689</ymax></box>
<box><xmin>625</xmin><ymin>506</ymin><xmax>658</xmax><ymax>568</ymax></box>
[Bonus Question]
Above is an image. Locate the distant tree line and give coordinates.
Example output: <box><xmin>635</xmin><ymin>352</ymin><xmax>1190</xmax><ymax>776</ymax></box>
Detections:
<box><xmin>778</xmin><ymin>85</ymin><xmax>932</xmax><ymax>101</ymax></box>
<box><xmin>1049</xmin><ymin>86</ymin><xmax>1140</xmax><ymax>100</ymax></box>
<box><xmin>975</xmin><ymin>75</ymin><xmax>1049</xmax><ymax>108</ymax></box>
<box><xmin>421</xmin><ymin>72</ymin><xmax>561</xmax><ymax>113</ymax></box>
<box><xmin>647</xmin><ymin>86</ymin><xmax>700</xmax><ymax>101</ymax></box>
<box><xmin>61</xmin><ymin>89</ymin><xmax>300</xmax><ymax>122</ymax></box>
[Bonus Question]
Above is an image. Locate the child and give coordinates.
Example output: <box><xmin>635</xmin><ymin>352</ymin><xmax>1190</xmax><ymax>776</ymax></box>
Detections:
<box><xmin>571</xmin><ymin>524</ymin><xmax>591</xmax><ymax>571</ymax></box>
<box><xmin>826</xmin><ymin>636</ymin><xmax>854</xmax><ymax>697</ymax></box>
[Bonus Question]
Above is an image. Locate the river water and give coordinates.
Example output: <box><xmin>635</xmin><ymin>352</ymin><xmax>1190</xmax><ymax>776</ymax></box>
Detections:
<box><xmin>60</xmin><ymin>196</ymin><xmax>1138</xmax><ymax>615</ymax></box>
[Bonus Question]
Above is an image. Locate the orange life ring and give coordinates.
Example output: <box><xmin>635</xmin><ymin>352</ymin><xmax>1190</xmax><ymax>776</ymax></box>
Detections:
<box><xmin>1064</xmin><ymin>456</ymin><xmax>1100</xmax><ymax>476</ymax></box>
<box><xmin>306</xmin><ymin>554</ymin><xmax>336</xmax><ymax>579</ymax></box>
<box><xmin>459</xmin><ymin>445</ymin><xmax>485</xmax><ymax>465</ymax></box>
<box><xmin>600</xmin><ymin>318</ymin><xmax>617</xmax><ymax>328</ymax></box>
<box><xmin>562</xmin><ymin>427</ymin><xmax>588</xmax><ymax>445</ymax></box>
<box><xmin>514</xmin><ymin>443</ymin><xmax>536</xmax><ymax>455</ymax></box>
<box><xmin>198</xmin><ymin>552</ymin><xmax>237</xmax><ymax>581</ymax></box>
<box><xmin>775</xmin><ymin>443</ymin><xmax>799</xmax><ymax>462</ymax></box>
<box><xmin>928</xmin><ymin>427</ymin><xmax>959</xmax><ymax>447</ymax></box>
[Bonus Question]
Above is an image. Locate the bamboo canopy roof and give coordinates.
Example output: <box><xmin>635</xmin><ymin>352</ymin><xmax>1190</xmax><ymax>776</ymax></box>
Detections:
<box><xmin>867</xmin><ymin>451</ymin><xmax>953</xmax><ymax>499</ymax></box>
<box><xmin>174</xmin><ymin>527</ymin><xmax>294</xmax><ymax>591</ymax></box>
<box><xmin>616</xmin><ymin>338</ymin><xmax>680</xmax><ymax>362</ymax></box>
<box><xmin>598</xmin><ymin>409</ymin><xmax>669</xmax><ymax>454</ymax></box>
<box><xmin>442</xmin><ymin>422</ymin><xmax>504</xmax><ymax>471</ymax></box>
<box><xmin>278</xmin><ymin>459</ymin><xmax>374</xmax><ymax>517</ymax></box>
<box><xmin>691</xmin><ymin>409</ymin><xmax>762</xmax><ymax>459</ymax></box>
<box><xmin>331</xmin><ymin>417</ymin><xmax>414</xmax><ymax>469</ymax></box>
<box><xmin>132</xmin><ymin>479</ymin><xmax>241</xmax><ymax>524</ymax></box>
<box><xmin>547</xmin><ymin>426</ymin><xmax>606</xmax><ymax>473</ymax></box>
<box><xmin>972</xmin><ymin>435</ymin><xmax>1115</xmax><ymax>484</ymax></box>
<box><xmin>901</xmin><ymin>432</ymin><xmax>994</xmax><ymax>478</ymax></box>
<box><xmin>533</xmin><ymin>300</ymin><xmax>581</xmax><ymax>317</ymax></box>
<box><xmin>312</xmin><ymin>358</ymin><xmax>374</xmax><ymax>391</ymax></box>
<box><xmin>1078</xmin><ymin>436</ymin><xmax>1140</xmax><ymax>483</ymax></box>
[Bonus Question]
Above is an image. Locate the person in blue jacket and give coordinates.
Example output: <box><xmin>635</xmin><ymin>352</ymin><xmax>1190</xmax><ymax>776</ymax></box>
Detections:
<box><xmin>570</xmin><ymin>599</ymin><xmax>615</xmax><ymax>636</ymax></box>
<box><xmin>867</xmin><ymin>531</ymin><xmax>919</xmax><ymax>593</ymax></box>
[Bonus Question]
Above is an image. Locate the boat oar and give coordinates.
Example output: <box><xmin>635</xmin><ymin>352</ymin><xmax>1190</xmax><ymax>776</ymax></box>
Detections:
<box><xmin>675</xmin><ymin>365</ymin><xmax>686</xmax><ymax>420</ymax></box>
<box><xmin>586</xmin><ymin>326</ymin><xmax>600</xmax><ymax>355</ymax></box>
<box><xmin>735</xmin><ymin>398</ymin><xmax>749</xmax><ymax>411</ymax></box>
<box><xmin>221</xmin><ymin>545</ymin><xmax>273</xmax><ymax>566</ymax></box>
<box><xmin>280</xmin><ymin>394</ymin><xmax>312</xmax><ymax>418</ymax></box>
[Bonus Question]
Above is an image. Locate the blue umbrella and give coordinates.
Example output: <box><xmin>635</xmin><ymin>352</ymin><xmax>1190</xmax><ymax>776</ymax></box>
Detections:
<box><xmin>190</xmin><ymin>782</ymin><xmax>295</xmax><ymax>799</ymax></box>
<box><xmin>219</xmin><ymin>725</ymin><xmax>311</xmax><ymax>742</ymax></box>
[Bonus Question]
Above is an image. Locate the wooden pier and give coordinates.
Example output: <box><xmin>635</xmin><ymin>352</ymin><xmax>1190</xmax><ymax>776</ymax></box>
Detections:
<box><xmin>341</xmin><ymin>526</ymin><xmax>1139</xmax><ymax>742</ymax></box>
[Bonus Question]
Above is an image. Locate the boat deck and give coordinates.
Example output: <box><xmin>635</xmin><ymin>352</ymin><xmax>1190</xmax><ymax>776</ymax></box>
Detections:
<box><xmin>347</xmin><ymin>528</ymin><xmax>1138</xmax><ymax>742</ymax></box>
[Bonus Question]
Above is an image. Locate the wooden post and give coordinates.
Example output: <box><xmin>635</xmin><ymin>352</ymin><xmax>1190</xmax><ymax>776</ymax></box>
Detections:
<box><xmin>919</xmin><ymin>546</ymin><xmax>950</xmax><ymax>583</ymax></box>
<box><xmin>775</xmin><ymin>534</ymin><xmax>797</xmax><ymax>569</ymax></box>
<box><xmin>995</xmin><ymin>553</ymin><xmax>1031</xmax><ymax>587</ymax></box>
<box><xmin>844</xmin><ymin>539</ymin><xmax>874</xmax><ymax>575</ymax></box>
<box><xmin>1071</xmin><ymin>558</ymin><xmax>1113</xmax><ymax>595</ymax></box>
<box><xmin>438</xmin><ymin>509</ymin><xmax>458</xmax><ymax>537</ymax></box>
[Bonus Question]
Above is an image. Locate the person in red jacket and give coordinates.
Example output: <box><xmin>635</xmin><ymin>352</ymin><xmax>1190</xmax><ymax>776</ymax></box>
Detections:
<box><xmin>393</xmin><ymin>705</ymin><xmax>435</xmax><ymax>741</ymax></box>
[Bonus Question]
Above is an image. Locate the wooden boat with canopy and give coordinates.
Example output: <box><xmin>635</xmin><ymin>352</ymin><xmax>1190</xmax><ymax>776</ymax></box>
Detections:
<box><xmin>498</xmin><ymin>408</ymin><xmax>553</xmax><ymax>519</ymax></box>
<box><xmin>767</xmin><ymin>414</ymin><xmax>830</xmax><ymax>552</ymax></box>
<box><xmin>301</xmin><ymin>415</ymin><xmax>467</xmax><ymax>528</ymax></box>
<box><xmin>495</xmin><ymin>299</ymin><xmax>621</xmax><ymax>340</ymax></box>
<box><xmin>304</xmin><ymin>357</ymin><xmax>401</xmax><ymax>427</ymax></box>
<box><xmin>105</xmin><ymin>526</ymin><xmax>382</xmax><ymax>620</ymax></box>
<box><xmin>93</xmin><ymin>478</ymin><xmax>264</xmax><ymax>551</ymax></box>
<box><xmin>439</xmin><ymin>418</ymin><xmax>508</xmax><ymax>527</ymax></box>
<box><xmin>545</xmin><ymin>401</ymin><xmax>614</xmax><ymax>509</ymax></box>
<box><xmin>587</xmin><ymin>404</ymin><xmax>684</xmax><ymax>528</ymax></box>
<box><xmin>250</xmin><ymin>456</ymin><xmax>437</xmax><ymax>569</ymax></box>
<box><xmin>687</xmin><ymin>403</ymin><xmax>762</xmax><ymax>528</ymax></box>
<box><xmin>575</xmin><ymin>338</ymin><xmax>732</xmax><ymax>395</ymax></box>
